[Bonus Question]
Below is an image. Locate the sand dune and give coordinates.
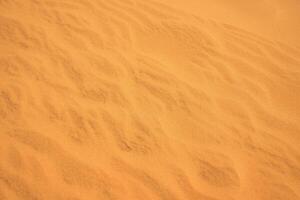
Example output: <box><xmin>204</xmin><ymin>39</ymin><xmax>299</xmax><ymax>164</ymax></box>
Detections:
<box><xmin>0</xmin><ymin>0</ymin><xmax>300</xmax><ymax>199</ymax></box>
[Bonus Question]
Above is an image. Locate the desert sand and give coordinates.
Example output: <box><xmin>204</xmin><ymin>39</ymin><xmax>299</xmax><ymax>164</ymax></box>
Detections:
<box><xmin>0</xmin><ymin>0</ymin><xmax>300</xmax><ymax>199</ymax></box>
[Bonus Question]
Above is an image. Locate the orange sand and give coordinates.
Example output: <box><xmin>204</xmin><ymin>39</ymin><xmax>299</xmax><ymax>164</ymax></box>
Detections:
<box><xmin>0</xmin><ymin>0</ymin><xmax>300</xmax><ymax>199</ymax></box>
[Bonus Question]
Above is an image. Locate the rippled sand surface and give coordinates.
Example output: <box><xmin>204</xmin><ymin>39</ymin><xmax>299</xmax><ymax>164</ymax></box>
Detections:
<box><xmin>0</xmin><ymin>0</ymin><xmax>300</xmax><ymax>199</ymax></box>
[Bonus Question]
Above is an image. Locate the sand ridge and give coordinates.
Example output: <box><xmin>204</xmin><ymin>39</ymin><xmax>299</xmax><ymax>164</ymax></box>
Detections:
<box><xmin>0</xmin><ymin>0</ymin><xmax>300</xmax><ymax>199</ymax></box>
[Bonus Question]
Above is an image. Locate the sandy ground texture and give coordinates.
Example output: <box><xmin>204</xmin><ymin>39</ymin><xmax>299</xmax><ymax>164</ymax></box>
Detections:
<box><xmin>0</xmin><ymin>0</ymin><xmax>300</xmax><ymax>199</ymax></box>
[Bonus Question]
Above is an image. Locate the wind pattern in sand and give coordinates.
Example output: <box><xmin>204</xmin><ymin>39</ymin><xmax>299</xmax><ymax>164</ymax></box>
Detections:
<box><xmin>0</xmin><ymin>0</ymin><xmax>300</xmax><ymax>199</ymax></box>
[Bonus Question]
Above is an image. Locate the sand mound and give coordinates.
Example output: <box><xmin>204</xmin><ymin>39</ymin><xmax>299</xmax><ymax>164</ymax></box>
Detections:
<box><xmin>0</xmin><ymin>0</ymin><xmax>300</xmax><ymax>199</ymax></box>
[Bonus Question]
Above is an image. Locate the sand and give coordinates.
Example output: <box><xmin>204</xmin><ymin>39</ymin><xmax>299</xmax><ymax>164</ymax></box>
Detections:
<box><xmin>0</xmin><ymin>0</ymin><xmax>300</xmax><ymax>199</ymax></box>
